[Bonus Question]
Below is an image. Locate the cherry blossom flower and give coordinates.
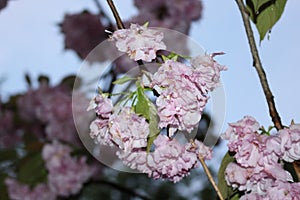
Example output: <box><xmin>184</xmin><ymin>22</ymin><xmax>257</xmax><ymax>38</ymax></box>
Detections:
<box><xmin>191</xmin><ymin>53</ymin><xmax>227</xmax><ymax>93</ymax></box>
<box><xmin>147</xmin><ymin>135</ymin><xmax>198</xmax><ymax>183</ymax></box>
<box><xmin>109</xmin><ymin>107</ymin><xmax>149</xmax><ymax>151</ymax></box>
<box><xmin>151</xmin><ymin>60</ymin><xmax>208</xmax><ymax>136</ymax></box>
<box><xmin>186</xmin><ymin>139</ymin><xmax>212</xmax><ymax>160</ymax></box>
<box><xmin>117</xmin><ymin>149</ymin><xmax>152</xmax><ymax>174</ymax></box>
<box><xmin>88</xmin><ymin>94</ymin><xmax>113</xmax><ymax>145</ymax></box>
<box><xmin>42</xmin><ymin>141</ymin><xmax>93</xmax><ymax>196</ymax></box>
<box><xmin>278</xmin><ymin>124</ymin><xmax>300</xmax><ymax>162</ymax></box>
<box><xmin>111</xmin><ymin>23</ymin><xmax>166</xmax><ymax>62</ymax></box>
<box><xmin>223</xmin><ymin>116</ymin><xmax>299</xmax><ymax>199</ymax></box>
<box><xmin>5</xmin><ymin>178</ymin><xmax>56</xmax><ymax>200</ymax></box>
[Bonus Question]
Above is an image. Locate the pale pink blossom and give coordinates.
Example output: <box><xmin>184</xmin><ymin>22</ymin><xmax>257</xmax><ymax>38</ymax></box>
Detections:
<box><xmin>266</xmin><ymin>181</ymin><xmax>300</xmax><ymax>200</ymax></box>
<box><xmin>186</xmin><ymin>139</ymin><xmax>212</xmax><ymax>160</ymax></box>
<box><xmin>222</xmin><ymin>116</ymin><xmax>260</xmax><ymax>152</ymax></box>
<box><xmin>147</xmin><ymin>135</ymin><xmax>198</xmax><ymax>183</ymax></box>
<box><xmin>109</xmin><ymin>107</ymin><xmax>149</xmax><ymax>151</ymax></box>
<box><xmin>111</xmin><ymin>23</ymin><xmax>166</xmax><ymax>62</ymax></box>
<box><xmin>117</xmin><ymin>149</ymin><xmax>152</xmax><ymax>174</ymax></box>
<box><xmin>87</xmin><ymin>94</ymin><xmax>113</xmax><ymax>118</ymax></box>
<box><xmin>151</xmin><ymin>60</ymin><xmax>208</xmax><ymax>135</ymax></box>
<box><xmin>278</xmin><ymin>124</ymin><xmax>300</xmax><ymax>162</ymax></box>
<box><xmin>225</xmin><ymin>162</ymin><xmax>252</xmax><ymax>191</ymax></box>
<box><xmin>191</xmin><ymin>53</ymin><xmax>227</xmax><ymax>93</ymax></box>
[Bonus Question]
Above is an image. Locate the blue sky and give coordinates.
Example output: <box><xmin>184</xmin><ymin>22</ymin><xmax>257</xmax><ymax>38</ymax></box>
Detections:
<box><xmin>0</xmin><ymin>0</ymin><xmax>299</xmax><ymax>133</ymax></box>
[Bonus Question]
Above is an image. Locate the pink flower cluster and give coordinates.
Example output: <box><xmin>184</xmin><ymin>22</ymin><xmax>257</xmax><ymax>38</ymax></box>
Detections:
<box><xmin>222</xmin><ymin>116</ymin><xmax>300</xmax><ymax>198</ymax></box>
<box><xmin>88</xmin><ymin>95</ymin><xmax>149</xmax><ymax>150</ymax></box>
<box><xmin>117</xmin><ymin>135</ymin><xmax>211</xmax><ymax>183</ymax></box>
<box><xmin>5</xmin><ymin>142</ymin><xmax>93</xmax><ymax>199</ymax></box>
<box><xmin>150</xmin><ymin>57</ymin><xmax>226</xmax><ymax>136</ymax></box>
<box><xmin>88</xmin><ymin>94</ymin><xmax>212</xmax><ymax>182</ymax></box>
<box><xmin>111</xmin><ymin>24</ymin><xmax>166</xmax><ymax>62</ymax></box>
<box><xmin>42</xmin><ymin>141</ymin><xmax>93</xmax><ymax>197</ymax></box>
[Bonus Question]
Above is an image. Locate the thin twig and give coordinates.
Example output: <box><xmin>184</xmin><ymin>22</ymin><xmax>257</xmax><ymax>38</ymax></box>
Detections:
<box><xmin>198</xmin><ymin>155</ymin><xmax>224</xmax><ymax>200</ymax></box>
<box><xmin>94</xmin><ymin>180</ymin><xmax>151</xmax><ymax>200</ymax></box>
<box><xmin>235</xmin><ymin>0</ymin><xmax>283</xmax><ymax>130</ymax></box>
<box><xmin>106</xmin><ymin>0</ymin><xmax>125</xmax><ymax>29</ymax></box>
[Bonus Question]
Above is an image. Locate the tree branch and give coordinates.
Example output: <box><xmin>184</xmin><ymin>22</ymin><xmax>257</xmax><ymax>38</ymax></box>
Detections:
<box><xmin>106</xmin><ymin>0</ymin><xmax>125</xmax><ymax>29</ymax></box>
<box><xmin>235</xmin><ymin>0</ymin><xmax>283</xmax><ymax>130</ymax></box>
<box><xmin>198</xmin><ymin>155</ymin><xmax>224</xmax><ymax>200</ymax></box>
<box><xmin>94</xmin><ymin>180</ymin><xmax>151</xmax><ymax>200</ymax></box>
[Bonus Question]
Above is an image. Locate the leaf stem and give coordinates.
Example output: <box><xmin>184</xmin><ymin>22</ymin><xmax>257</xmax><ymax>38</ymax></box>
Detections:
<box><xmin>198</xmin><ymin>154</ymin><xmax>224</xmax><ymax>200</ymax></box>
<box><xmin>235</xmin><ymin>0</ymin><xmax>283</xmax><ymax>130</ymax></box>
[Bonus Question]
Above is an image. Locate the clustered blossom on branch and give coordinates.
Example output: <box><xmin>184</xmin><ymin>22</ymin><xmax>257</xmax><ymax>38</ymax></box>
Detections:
<box><xmin>88</xmin><ymin>24</ymin><xmax>226</xmax><ymax>183</ymax></box>
<box><xmin>222</xmin><ymin>116</ymin><xmax>300</xmax><ymax>198</ymax></box>
<box><xmin>111</xmin><ymin>24</ymin><xmax>166</xmax><ymax>62</ymax></box>
<box><xmin>150</xmin><ymin>57</ymin><xmax>226</xmax><ymax>136</ymax></box>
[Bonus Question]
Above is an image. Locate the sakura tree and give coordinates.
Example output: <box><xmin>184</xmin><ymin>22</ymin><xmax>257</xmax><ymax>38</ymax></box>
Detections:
<box><xmin>0</xmin><ymin>0</ymin><xmax>299</xmax><ymax>200</ymax></box>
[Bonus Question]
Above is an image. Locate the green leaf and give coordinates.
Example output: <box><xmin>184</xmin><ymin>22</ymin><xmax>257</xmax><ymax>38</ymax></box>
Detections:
<box><xmin>17</xmin><ymin>152</ymin><xmax>47</xmax><ymax>187</ymax></box>
<box><xmin>0</xmin><ymin>172</ymin><xmax>9</xmax><ymax>200</ymax></box>
<box><xmin>218</xmin><ymin>152</ymin><xmax>239</xmax><ymax>200</ymax></box>
<box><xmin>134</xmin><ymin>86</ymin><xmax>160</xmax><ymax>152</ymax></box>
<box><xmin>251</xmin><ymin>0</ymin><xmax>270</xmax><ymax>13</ymax></box>
<box><xmin>113</xmin><ymin>76</ymin><xmax>136</xmax><ymax>85</ymax></box>
<box><xmin>246</xmin><ymin>0</ymin><xmax>287</xmax><ymax>41</ymax></box>
<box><xmin>0</xmin><ymin>149</ymin><xmax>18</xmax><ymax>163</ymax></box>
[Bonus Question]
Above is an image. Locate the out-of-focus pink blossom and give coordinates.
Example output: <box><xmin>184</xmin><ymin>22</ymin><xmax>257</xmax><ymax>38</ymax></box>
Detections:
<box><xmin>17</xmin><ymin>84</ymin><xmax>81</xmax><ymax>145</ymax></box>
<box><xmin>0</xmin><ymin>0</ymin><xmax>8</xmax><ymax>11</ymax></box>
<box><xmin>133</xmin><ymin>0</ymin><xmax>202</xmax><ymax>34</ymax></box>
<box><xmin>5</xmin><ymin>178</ymin><xmax>56</xmax><ymax>200</ymax></box>
<box><xmin>278</xmin><ymin>124</ymin><xmax>300</xmax><ymax>162</ymax></box>
<box><xmin>111</xmin><ymin>24</ymin><xmax>166</xmax><ymax>62</ymax></box>
<box><xmin>60</xmin><ymin>11</ymin><xmax>107</xmax><ymax>60</ymax></box>
<box><xmin>147</xmin><ymin>135</ymin><xmax>198</xmax><ymax>183</ymax></box>
<box><xmin>0</xmin><ymin>109</ymin><xmax>22</xmax><ymax>148</ymax></box>
<box><xmin>42</xmin><ymin>141</ymin><xmax>93</xmax><ymax>196</ymax></box>
<box><xmin>109</xmin><ymin>107</ymin><xmax>149</xmax><ymax>151</ymax></box>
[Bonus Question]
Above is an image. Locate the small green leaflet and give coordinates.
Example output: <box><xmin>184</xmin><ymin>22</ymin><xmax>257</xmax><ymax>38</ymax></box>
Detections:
<box><xmin>218</xmin><ymin>151</ymin><xmax>240</xmax><ymax>200</ymax></box>
<box><xmin>17</xmin><ymin>152</ymin><xmax>48</xmax><ymax>187</ymax></box>
<box><xmin>246</xmin><ymin>0</ymin><xmax>287</xmax><ymax>41</ymax></box>
<box><xmin>134</xmin><ymin>86</ymin><xmax>160</xmax><ymax>152</ymax></box>
<box><xmin>113</xmin><ymin>76</ymin><xmax>136</xmax><ymax>85</ymax></box>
